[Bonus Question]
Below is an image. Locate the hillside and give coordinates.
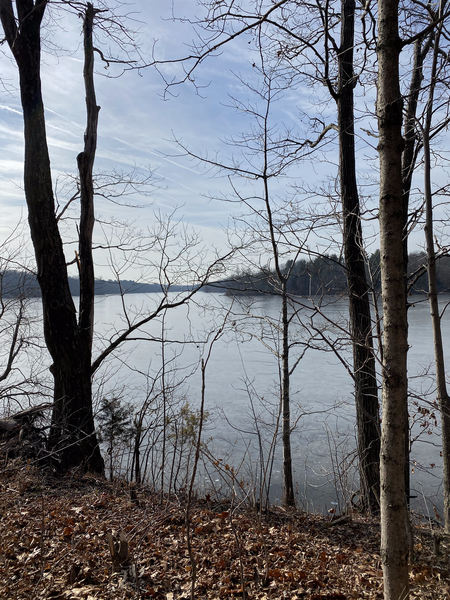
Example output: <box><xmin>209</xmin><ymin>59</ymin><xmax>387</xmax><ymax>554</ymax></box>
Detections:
<box><xmin>0</xmin><ymin>464</ymin><xmax>448</xmax><ymax>599</ymax></box>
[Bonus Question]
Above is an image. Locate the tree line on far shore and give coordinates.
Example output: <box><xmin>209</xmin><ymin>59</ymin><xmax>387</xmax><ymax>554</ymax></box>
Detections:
<box><xmin>1</xmin><ymin>270</ymin><xmax>183</xmax><ymax>298</ymax></box>
<box><xmin>207</xmin><ymin>251</ymin><xmax>450</xmax><ymax>297</ymax></box>
<box><xmin>7</xmin><ymin>249</ymin><xmax>449</xmax><ymax>300</ymax></box>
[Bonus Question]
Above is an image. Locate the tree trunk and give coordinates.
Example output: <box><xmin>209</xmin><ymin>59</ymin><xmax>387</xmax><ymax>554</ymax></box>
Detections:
<box><xmin>424</xmin><ymin>131</ymin><xmax>450</xmax><ymax>532</ymax></box>
<box><xmin>402</xmin><ymin>37</ymin><xmax>430</xmax><ymax>221</ymax></box>
<box><xmin>281</xmin><ymin>281</ymin><xmax>294</xmax><ymax>506</ymax></box>
<box><xmin>78</xmin><ymin>2</ymin><xmax>99</xmax><ymax>354</ymax></box>
<box><xmin>401</xmin><ymin>34</ymin><xmax>433</xmax><ymax>505</ymax></box>
<box><xmin>421</xmin><ymin>13</ymin><xmax>450</xmax><ymax>532</ymax></box>
<box><xmin>338</xmin><ymin>0</ymin><xmax>380</xmax><ymax>513</ymax></box>
<box><xmin>0</xmin><ymin>0</ymin><xmax>103</xmax><ymax>473</ymax></box>
<box><xmin>377</xmin><ymin>0</ymin><xmax>410</xmax><ymax>597</ymax></box>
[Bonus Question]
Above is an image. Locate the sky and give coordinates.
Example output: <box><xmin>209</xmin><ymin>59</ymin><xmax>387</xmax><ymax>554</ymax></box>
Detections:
<box><xmin>0</xmin><ymin>0</ymin><xmax>441</xmax><ymax>282</ymax></box>
<box><xmin>0</xmin><ymin>3</ymin><xmax>277</xmax><ymax>279</ymax></box>
<box><xmin>0</xmin><ymin>0</ymin><xmax>250</xmax><ymax>280</ymax></box>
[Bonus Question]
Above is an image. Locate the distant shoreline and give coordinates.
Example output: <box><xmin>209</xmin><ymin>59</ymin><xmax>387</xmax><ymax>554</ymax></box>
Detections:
<box><xmin>0</xmin><ymin>270</ymin><xmax>189</xmax><ymax>298</ymax></box>
<box><xmin>1</xmin><ymin>268</ymin><xmax>441</xmax><ymax>299</ymax></box>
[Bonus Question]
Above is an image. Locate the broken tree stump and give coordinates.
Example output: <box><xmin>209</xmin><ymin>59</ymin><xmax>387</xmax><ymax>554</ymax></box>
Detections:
<box><xmin>107</xmin><ymin>532</ymin><xmax>130</xmax><ymax>572</ymax></box>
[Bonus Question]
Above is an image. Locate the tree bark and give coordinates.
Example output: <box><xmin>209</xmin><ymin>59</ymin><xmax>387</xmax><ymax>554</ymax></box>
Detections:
<box><xmin>338</xmin><ymin>0</ymin><xmax>380</xmax><ymax>513</ymax></box>
<box><xmin>78</xmin><ymin>2</ymin><xmax>99</xmax><ymax>354</ymax></box>
<box><xmin>377</xmin><ymin>0</ymin><xmax>410</xmax><ymax>597</ymax></box>
<box><xmin>0</xmin><ymin>0</ymin><xmax>103</xmax><ymax>473</ymax></box>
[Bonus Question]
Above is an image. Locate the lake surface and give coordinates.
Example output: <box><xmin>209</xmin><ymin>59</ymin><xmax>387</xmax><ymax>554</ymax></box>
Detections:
<box><xmin>88</xmin><ymin>291</ymin><xmax>447</xmax><ymax>516</ymax></box>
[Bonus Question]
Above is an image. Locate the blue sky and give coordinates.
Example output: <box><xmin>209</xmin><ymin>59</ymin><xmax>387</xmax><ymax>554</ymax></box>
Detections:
<box><xmin>0</xmin><ymin>0</ymin><xmax>439</xmax><ymax>282</ymax></box>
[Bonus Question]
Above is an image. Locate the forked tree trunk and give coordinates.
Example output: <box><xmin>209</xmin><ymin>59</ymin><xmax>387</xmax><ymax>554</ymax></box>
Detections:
<box><xmin>377</xmin><ymin>0</ymin><xmax>410</xmax><ymax>597</ymax></box>
<box><xmin>0</xmin><ymin>0</ymin><xmax>103</xmax><ymax>473</ymax></box>
<box><xmin>338</xmin><ymin>0</ymin><xmax>380</xmax><ymax>512</ymax></box>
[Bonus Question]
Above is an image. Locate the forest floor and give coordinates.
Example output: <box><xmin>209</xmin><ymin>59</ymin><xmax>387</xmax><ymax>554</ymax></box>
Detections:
<box><xmin>0</xmin><ymin>462</ymin><xmax>449</xmax><ymax>600</ymax></box>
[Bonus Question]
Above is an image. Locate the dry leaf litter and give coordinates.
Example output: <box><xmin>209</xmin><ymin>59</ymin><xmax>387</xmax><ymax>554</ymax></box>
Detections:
<box><xmin>0</xmin><ymin>463</ymin><xmax>448</xmax><ymax>599</ymax></box>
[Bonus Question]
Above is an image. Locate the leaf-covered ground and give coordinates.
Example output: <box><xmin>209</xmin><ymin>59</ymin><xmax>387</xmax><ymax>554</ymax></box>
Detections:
<box><xmin>0</xmin><ymin>463</ymin><xmax>448</xmax><ymax>599</ymax></box>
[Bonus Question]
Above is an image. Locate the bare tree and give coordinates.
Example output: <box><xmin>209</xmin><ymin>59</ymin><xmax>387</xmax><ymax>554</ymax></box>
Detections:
<box><xmin>154</xmin><ymin>0</ymin><xmax>383</xmax><ymax>512</ymax></box>
<box><xmin>0</xmin><ymin>1</ymin><xmax>114</xmax><ymax>471</ymax></box>
<box><xmin>337</xmin><ymin>0</ymin><xmax>380</xmax><ymax>512</ymax></box>
<box><xmin>418</xmin><ymin>0</ymin><xmax>450</xmax><ymax>533</ymax></box>
<box><xmin>182</xmin><ymin>75</ymin><xmax>308</xmax><ymax>506</ymax></box>
<box><xmin>0</xmin><ymin>1</ymin><xmax>231</xmax><ymax>472</ymax></box>
<box><xmin>174</xmin><ymin>51</ymin><xmax>366</xmax><ymax>506</ymax></box>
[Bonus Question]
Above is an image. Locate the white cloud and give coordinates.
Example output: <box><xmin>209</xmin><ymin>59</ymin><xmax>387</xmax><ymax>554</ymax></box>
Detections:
<box><xmin>0</xmin><ymin>104</ymin><xmax>22</xmax><ymax>116</ymax></box>
<box><xmin>0</xmin><ymin>160</ymin><xmax>23</xmax><ymax>174</ymax></box>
